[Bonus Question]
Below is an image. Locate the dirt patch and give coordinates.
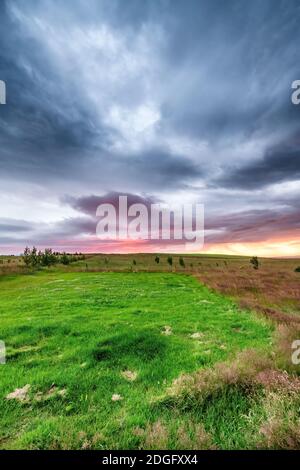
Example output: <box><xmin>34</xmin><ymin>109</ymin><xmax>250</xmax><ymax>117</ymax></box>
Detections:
<box><xmin>121</xmin><ymin>370</ymin><xmax>137</xmax><ymax>381</ymax></box>
<box><xmin>34</xmin><ymin>384</ymin><xmax>67</xmax><ymax>402</ymax></box>
<box><xmin>161</xmin><ymin>325</ymin><xmax>172</xmax><ymax>336</ymax></box>
<box><xmin>190</xmin><ymin>332</ymin><xmax>204</xmax><ymax>339</ymax></box>
<box><xmin>112</xmin><ymin>394</ymin><xmax>123</xmax><ymax>402</ymax></box>
<box><xmin>6</xmin><ymin>384</ymin><xmax>31</xmax><ymax>402</ymax></box>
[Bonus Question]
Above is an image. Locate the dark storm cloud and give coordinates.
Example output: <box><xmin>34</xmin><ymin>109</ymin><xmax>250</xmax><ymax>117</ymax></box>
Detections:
<box><xmin>1</xmin><ymin>0</ymin><xmax>299</xmax><ymax>187</ymax></box>
<box><xmin>1</xmin><ymin>0</ymin><xmax>300</xmax><ymax>252</ymax></box>
<box><xmin>63</xmin><ymin>192</ymin><xmax>159</xmax><ymax>216</ymax></box>
<box><xmin>218</xmin><ymin>135</ymin><xmax>300</xmax><ymax>189</ymax></box>
<box><xmin>158</xmin><ymin>0</ymin><xmax>300</xmax><ymax>145</ymax></box>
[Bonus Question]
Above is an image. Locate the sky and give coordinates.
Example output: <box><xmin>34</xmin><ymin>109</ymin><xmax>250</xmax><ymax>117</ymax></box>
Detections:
<box><xmin>0</xmin><ymin>0</ymin><xmax>299</xmax><ymax>256</ymax></box>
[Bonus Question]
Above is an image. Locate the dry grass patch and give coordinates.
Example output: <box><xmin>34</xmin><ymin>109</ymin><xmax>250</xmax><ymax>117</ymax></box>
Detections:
<box><xmin>144</xmin><ymin>420</ymin><xmax>169</xmax><ymax>449</ymax></box>
<box><xmin>6</xmin><ymin>384</ymin><xmax>31</xmax><ymax>402</ymax></box>
<box><xmin>168</xmin><ymin>349</ymin><xmax>272</xmax><ymax>403</ymax></box>
<box><xmin>176</xmin><ymin>422</ymin><xmax>216</xmax><ymax>450</ymax></box>
<box><xmin>121</xmin><ymin>370</ymin><xmax>137</xmax><ymax>381</ymax></box>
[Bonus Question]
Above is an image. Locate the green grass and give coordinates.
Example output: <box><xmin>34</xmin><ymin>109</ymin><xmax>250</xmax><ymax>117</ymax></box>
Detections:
<box><xmin>0</xmin><ymin>271</ymin><xmax>273</xmax><ymax>449</ymax></box>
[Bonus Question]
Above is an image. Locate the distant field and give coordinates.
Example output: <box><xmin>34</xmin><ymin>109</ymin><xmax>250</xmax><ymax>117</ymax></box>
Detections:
<box><xmin>0</xmin><ymin>271</ymin><xmax>273</xmax><ymax>449</ymax></box>
<box><xmin>3</xmin><ymin>252</ymin><xmax>297</xmax><ymax>319</ymax></box>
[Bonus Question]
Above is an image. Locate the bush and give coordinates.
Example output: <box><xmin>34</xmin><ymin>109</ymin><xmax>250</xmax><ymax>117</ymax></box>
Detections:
<box><xmin>61</xmin><ymin>252</ymin><xmax>70</xmax><ymax>265</ymax></box>
<box><xmin>250</xmin><ymin>256</ymin><xmax>259</xmax><ymax>270</ymax></box>
<box><xmin>22</xmin><ymin>246</ymin><xmax>31</xmax><ymax>267</ymax></box>
<box><xmin>295</xmin><ymin>266</ymin><xmax>300</xmax><ymax>273</ymax></box>
<box><xmin>22</xmin><ymin>247</ymin><xmax>78</xmax><ymax>269</ymax></box>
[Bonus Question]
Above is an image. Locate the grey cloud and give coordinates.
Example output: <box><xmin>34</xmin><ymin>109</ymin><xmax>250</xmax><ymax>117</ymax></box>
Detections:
<box><xmin>62</xmin><ymin>192</ymin><xmax>159</xmax><ymax>216</ymax></box>
<box><xmin>0</xmin><ymin>221</ymin><xmax>31</xmax><ymax>233</ymax></box>
<box><xmin>217</xmin><ymin>135</ymin><xmax>300</xmax><ymax>189</ymax></box>
<box><xmin>1</xmin><ymin>0</ymin><xmax>300</xmax><ymax>253</ymax></box>
<box><xmin>206</xmin><ymin>207</ymin><xmax>300</xmax><ymax>244</ymax></box>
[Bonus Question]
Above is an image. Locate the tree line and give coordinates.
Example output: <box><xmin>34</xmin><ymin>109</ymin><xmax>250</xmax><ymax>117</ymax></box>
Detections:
<box><xmin>22</xmin><ymin>247</ymin><xmax>85</xmax><ymax>268</ymax></box>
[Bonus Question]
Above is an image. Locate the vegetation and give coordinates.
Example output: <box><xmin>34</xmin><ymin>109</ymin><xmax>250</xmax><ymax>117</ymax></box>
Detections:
<box><xmin>22</xmin><ymin>247</ymin><xmax>85</xmax><ymax>269</ymax></box>
<box><xmin>0</xmin><ymin>272</ymin><xmax>272</xmax><ymax>449</ymax></box>
<box><xmin>250</xmin><ymin>256</ymin><xmax>259</xmax><ymax>270</ymax></box>
<box><xmin>0</xmin><ymin>252</ymin><xmax>299</xmax><ymax>449</ymax></box>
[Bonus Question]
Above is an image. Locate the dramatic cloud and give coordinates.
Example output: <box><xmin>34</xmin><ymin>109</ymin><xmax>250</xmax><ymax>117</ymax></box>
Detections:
<box><xmin>217</xmin><ymin>135</ymin><xmax>300</xmax><ymax>189</ymax></box>
<box><xmin>0</xmin><ymin>0</ymin><xmax>300</xmax><ymax>255</ymax></box>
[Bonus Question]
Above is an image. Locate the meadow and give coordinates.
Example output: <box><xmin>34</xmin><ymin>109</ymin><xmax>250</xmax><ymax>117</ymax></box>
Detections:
<box><xmin>0</xmin><ymin>254</ymin><xmax>299</xmax><ymax>449</ymax></box>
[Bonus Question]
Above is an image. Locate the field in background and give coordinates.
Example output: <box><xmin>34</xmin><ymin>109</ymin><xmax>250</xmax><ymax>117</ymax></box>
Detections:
<box><xmin>77</xmin><ymin>254</ymin><xmax>300</xmax><ymax>322</ymax></box>
<box><xmin>3</xmin><ymin>252</ymin><xmax>297</xmax><ymax>321</ymax></box>
<box><xmin>0</xmin><ymin>253</ymin><xmax>300</xmax><ymax>449</ymax></box>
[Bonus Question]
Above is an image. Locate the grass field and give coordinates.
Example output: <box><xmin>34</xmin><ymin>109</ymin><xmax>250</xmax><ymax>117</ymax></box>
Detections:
<box><xmin>0</xmin><ymin>254</ymin><xmax>300</xmax><ymax>449</ymax></box>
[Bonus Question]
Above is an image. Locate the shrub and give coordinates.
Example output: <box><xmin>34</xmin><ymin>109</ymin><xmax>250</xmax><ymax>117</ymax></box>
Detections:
<box><xmin>22</xmin><ymin>246</ymin><xmax>31</xmax><ymax>267</ymax></box>
<box><xmin>294</xmin><ymin>266</ymin><xmax>300</xmax><ymax>273</ymax></box>
<box><xmin>22</xmin><ymin>247</ymin><xmax>78</xmax><ymax>269</ymax></box>
<box><xmin>61</xmin><ymin>252</ymin><xmax>70</xmax><ymax>265</ymax></box>
<box><xmin>250</xmin><ymin>256</ymin><xmax>259</xmax><ymax>270</ymax></box>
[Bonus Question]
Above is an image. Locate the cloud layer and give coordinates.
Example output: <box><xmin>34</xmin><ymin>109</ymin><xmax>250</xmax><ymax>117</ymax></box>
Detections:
<box><xmin>0</xmin><ymin>0</ymin><xmax>299</xmax><ymax>255</ymax></box>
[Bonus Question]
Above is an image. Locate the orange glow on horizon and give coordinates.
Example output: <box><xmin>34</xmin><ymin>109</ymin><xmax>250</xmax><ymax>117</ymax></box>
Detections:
<box><xmin>201</xmin><ymin>240</ymin><xmax>300</xmax><ymax>258</ymax></box>
<box><xmin>2</xmin><ymin>235</ymin><xmax>300</xmax><ymax>258</ymax></box>
<box><xmin>77</xmin><ymin>237</ymin><xmax>300</xmax><ymax>258</ymax></box>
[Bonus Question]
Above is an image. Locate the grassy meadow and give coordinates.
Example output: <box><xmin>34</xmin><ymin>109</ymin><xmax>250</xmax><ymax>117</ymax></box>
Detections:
<box><xmin>0</xmin><ymin>254</ymin><xmax>300</xmax><ymax>449</ymax></box>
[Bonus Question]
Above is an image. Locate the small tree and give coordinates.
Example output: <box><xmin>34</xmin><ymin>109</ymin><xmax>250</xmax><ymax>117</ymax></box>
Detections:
<box><xmin>295</xmin><ymin>266</ymin><xmax>300</xmax><ymax>273</ymax></box>
<box><xmin>41</xmin><ymin>248</ymin><xmax>56</xmax><ymax>267</ymax></box>
<box><xmin>61</xmin><ymin>252</ymin><xmax>70</xmax><ymax>265</ymax></box>
<box><xmin>155</xmin><ymin>255</ymin><xmax>160</xmax><ymax>264</ymax></box>
<box><xmin>23</xmin><ymin>246</ymin><xmax>31</xmax><ymax>267</ymax></box>
<box><xmin>37</xmin><ymin>250</ymin><xmax>43</xmax><ymax>264</ymax></box>
<box><xmin>179</xmin><ymin>257</ymin><xmax>185</xmax><ymax>268</ymax></box>
<box><xmin>167</xmin><ymin>256</ymin><xmax>173</xmax><ymax>268</ymax></box>
<box><xmin>30</xmin><ymin>246</ymin><xmax>39</xmax><ymax>268</ymax></box>
<box><xmin>250</xmin><ymin>256</ymin><xmax>259</xmax><ymax>270</ymax></box>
